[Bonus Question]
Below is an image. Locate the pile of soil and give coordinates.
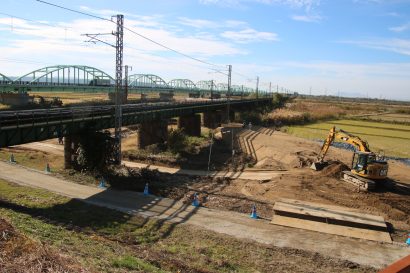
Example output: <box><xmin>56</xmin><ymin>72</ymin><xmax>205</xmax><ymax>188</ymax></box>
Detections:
<box><xmin>321</xmin><ymin>161</ymin><xmax>350</xmax><ymax>177</ymax></box>
<box><xmin>0</xmin><ymin>218</ymin><xmax>89</xmax><ymax>273</ymax></box>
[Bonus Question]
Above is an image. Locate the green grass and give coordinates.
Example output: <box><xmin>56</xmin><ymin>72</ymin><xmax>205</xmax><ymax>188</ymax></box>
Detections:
<box><xmin>0</xmin><ymin>179</ymin><xmax>373</xmax><ymax>273</ymax></box>
<box><xmin>112</xmin><ymin>255</ymin><xmax>165</xmax><ymax>272</ymax></box>
<box><xmin>286</xmin><ymin>119</ymin><xmax>410</xmax><ymax>158</ymax></box>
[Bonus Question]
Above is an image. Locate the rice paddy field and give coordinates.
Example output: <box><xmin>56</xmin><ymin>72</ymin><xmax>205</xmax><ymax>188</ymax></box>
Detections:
<box><xmin>355</xmin><ymin>113</ymin><xmax>410</xmax><ymax>124</ymax></box>
<box><xmin>286</xmin><ymin>119</ymin><xmax>410</xmax><ymax>158</ymax></box>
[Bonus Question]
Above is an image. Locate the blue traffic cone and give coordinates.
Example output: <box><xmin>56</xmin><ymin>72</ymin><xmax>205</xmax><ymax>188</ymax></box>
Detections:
<box><xmin>9</xmin><ymin>153</ymin><xmax>16</xmax><ymax>163</ymax></box>
<box><xmin>143</xmin><ymin>183</ymin><xmax>149</xmax><ymax>196</ymax></box>
<box><xmin>406</xmin><ymin>233</ymin><xmax>410</xmax><ymax>246</ymax></box>
<box><xmin>250</xmin><ymin>204</ymin><xmax>258</xmax><ymax>219</ymax></box>
<box><xmin>45</xmin><ymin>163</ymin><xmax>51</xmax><ymax>174</ymax></box>
<box><xmin>98</xmin><ymin>178</ymin><xmax>106</xmax><ymax>189</ymax></box>
<box><xmin>192</xmin><ymin>193</ymin><xmax>200</xmax><ymax>207</ymax></box>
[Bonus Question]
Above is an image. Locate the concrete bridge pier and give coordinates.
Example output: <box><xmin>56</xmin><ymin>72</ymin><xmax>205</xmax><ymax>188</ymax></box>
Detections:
<box><xmin>202</xmin><ymin>112</ymin><xmax>221</xmax><ymax>129</ymax></box>
<box><xmin>64</xmin><ymin>135</ymin><xmax>81</xmax><ymax>169</ymax></box>
<box><xmin>178</xmin><ymin>114</ymin><xmax>201</xmax><ymax>137</ymax></box>
<box><xmin>137</xmin><ymin>120</ymin><xmax>168</xmax><ymax>149</ymax></box>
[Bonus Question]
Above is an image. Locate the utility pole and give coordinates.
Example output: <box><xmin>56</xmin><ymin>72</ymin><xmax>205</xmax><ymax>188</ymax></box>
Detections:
<box><xmin>82</xmin><ymin>14</ymin><xmax>124</xmax><ymax>164</ymax></box>
<box><xmin>210</xmin><ymin>80</ymin><xmax>214</xmax><ymax>101</ymax></box>
<box><xmin>124</xmin><ymin>65</ymin><xmax>132</xmax><ymax>104</ymax></box>
<box><xmin>269</xmin><ymin>82</ymin><xmax>272</xmax><ymax>98</ymax></box>
<box><xmin>256</xmin><ymin>76</ymin><xmax>259</xmax><ymax>99</ymax></box>
<box><xmin>113</xmin><ymin>14</ymin><xmax>124</xmax><ymax>164</ymax></box>
<box><xmin>227</xmin><ymin>64</ymin><xmax>232</xmax><ymax>123</ymax></box>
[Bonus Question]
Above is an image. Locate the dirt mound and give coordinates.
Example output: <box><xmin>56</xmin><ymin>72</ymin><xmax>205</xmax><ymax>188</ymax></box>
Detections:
<box><xmin>321</xmin><ymin>161</ymin><xmax>350</xmax><ymax>177</ymax></box>
<box><xmin>0</xmin><ymin>218</ymin><xmax>89</xmax><ymax>273</ymax></box>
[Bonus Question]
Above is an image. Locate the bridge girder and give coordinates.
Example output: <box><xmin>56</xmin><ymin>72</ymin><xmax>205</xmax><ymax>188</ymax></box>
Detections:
<box><xmin>13</xmin><ymin>65</ymin><xmax>114</xmax><ymax>85</ymax></box>
<box><xmin>168</xmin><ymin>79</ymin><xmax>197</xmax><ymax>90</ymax></box>
<box><xmin>128</xmin><ymin>74</ymin><xmax>169</xmax><ymax>89</ymax></box>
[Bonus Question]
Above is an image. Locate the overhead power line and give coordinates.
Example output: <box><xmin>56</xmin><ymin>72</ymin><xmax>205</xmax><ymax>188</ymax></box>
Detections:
<box><xmin>35</xmin><ymin>0</ymin><xmax>110</xmax><ymax>22</ymax></box>
<box><xmin>35</xmin><ymin>0</ymin><xmax>226</xmax><ymax>70</ymax></box>
<box><xmin>0</xmin><ymin>11</ymin><xmax>73</xmax><ymax>30</ymax></box>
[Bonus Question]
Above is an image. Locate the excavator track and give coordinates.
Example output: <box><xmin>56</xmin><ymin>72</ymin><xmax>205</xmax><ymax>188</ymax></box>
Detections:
<box><xmin>341</xmin><ymin>171</ymin><xmax>376</xmax><ymax>192</ymax></box>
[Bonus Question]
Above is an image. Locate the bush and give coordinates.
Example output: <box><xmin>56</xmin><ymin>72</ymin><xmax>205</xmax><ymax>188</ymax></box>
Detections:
<box><xmin>76</xmin><ymin>130</ymin><xmax>115</xmax><ymax>171</ymax></box>
<box><xmin>167</xmin><ymin>128</ymin><xmax>187</xmax><ymax>154</ymax></box>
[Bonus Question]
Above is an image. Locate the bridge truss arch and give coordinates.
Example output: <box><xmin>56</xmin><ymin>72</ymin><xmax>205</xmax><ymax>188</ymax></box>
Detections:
<box><xmin>13</xmin><ymin>65</ymin><xmax>114</xmax><ymax>85</ymax></box>
<box><xmin>216</xmin><ymin>83</ymin><xmax>228</xmax><ymax>92</ymax></box>
<box><xmin>0</xmin><ymin>73</ymin><xmax>11</xmax><ymax>82</ymax></box>
<box><xmin>168</xmin><ymin>79</ymin><xmax>197</xmax><ymax>90</ymax></box>
<box><xmin>128</xmin><ymin>74</ymin><xmax>169</xmax><ymax>89</ymax></box>
<box><xmin>196</xmin><ymin>80</ymin><xmax>217</xmax><ymax>91</ymax></box>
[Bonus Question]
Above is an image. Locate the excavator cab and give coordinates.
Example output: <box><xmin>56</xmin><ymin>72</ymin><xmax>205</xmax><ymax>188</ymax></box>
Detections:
<box><xmin>352</xmin><ymin>152</ymin><xmax>371</xmax><ymax>171</ymax></box>
<box><xmin>351</xmin><ymin>151</ymin><xmax>388</xmax><ymax>180</ymax></box>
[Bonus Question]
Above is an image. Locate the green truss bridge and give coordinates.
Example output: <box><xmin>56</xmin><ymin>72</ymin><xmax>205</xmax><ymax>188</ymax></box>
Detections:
<box><xmin>0</xmin><ymin>65</ymin><xmax>263</xmax><ymax>96</ymax></box>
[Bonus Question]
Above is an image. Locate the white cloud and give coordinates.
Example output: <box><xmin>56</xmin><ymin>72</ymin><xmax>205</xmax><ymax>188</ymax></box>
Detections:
<box><xmin>178</xmin><ymin>17</ymin><xmax>219</xmax><ymax>29</ymax></box>
<box><xmin>215</xmin><ymin>60</ymin><xmax>410</xmax><ymax>100</ymax></box>
<box><xmin>221</xmin><ymin>28</ymin><xmax>278</xmax><ymax>43</ymax></box>
<box><xmin>339</xmin><ymin>38</ymin><xmax>410</xmax><ymax>56</ymax></box>
<box><xmin>291</xmin><ymin>14</ymin><xmax>322</xmax><ymax>22</ymax></box>
<box><xmin>389</xmin><ymin>22</ymin><xmax>410</xmax><ymax>32</ymax></box>
<box><xmin>178</xmin><ymin>17</ymin><xmax>248</xmax><ymax>29</ymax></box>
<box><xmin>199</xmin><ymin>0</ymin><xmax>320</xmax><ymax>10</ymax></box>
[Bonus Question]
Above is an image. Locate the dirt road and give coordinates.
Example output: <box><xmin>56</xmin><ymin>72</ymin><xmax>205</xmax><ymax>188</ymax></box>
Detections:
<box><xmin>17</xmin><ymin>141</ymin><xmax>289</xmax><ymax>181</ymax></box>
<box><xmin>0</xmin><ymin>160</ymin><xmax>409</xmax><ymax>270</ymax></box>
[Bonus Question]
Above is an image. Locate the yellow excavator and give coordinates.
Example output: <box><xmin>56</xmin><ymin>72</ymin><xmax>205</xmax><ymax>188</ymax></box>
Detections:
<box><xmin>311</xmin><ymin>126</ymin><xmax>388</xmax><ymax>191</ymax></box>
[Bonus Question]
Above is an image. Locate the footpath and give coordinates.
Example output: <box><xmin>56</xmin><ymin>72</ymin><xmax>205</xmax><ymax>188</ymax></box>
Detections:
<box><xmin>0</xmin><ymin>160</ymin><xmax>409</xmax><ymax>269</ymax></box>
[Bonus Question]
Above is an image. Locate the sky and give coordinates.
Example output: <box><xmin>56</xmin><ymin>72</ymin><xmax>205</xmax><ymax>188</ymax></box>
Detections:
<box><xmin>1</xmin><ymin>0</ymin><xmax>410</xmax><ymax>100</ymax></box>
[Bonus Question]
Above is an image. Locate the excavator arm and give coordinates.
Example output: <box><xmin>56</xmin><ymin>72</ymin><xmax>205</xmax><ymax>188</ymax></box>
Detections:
<box><xmin>315</xmin><ymin>126</ymin><xmax>370</xmax><ymax>163</ymax></box>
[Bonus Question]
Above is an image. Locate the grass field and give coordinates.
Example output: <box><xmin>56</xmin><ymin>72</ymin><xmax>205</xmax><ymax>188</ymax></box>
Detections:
<box><xmin>29</xmin><ymin>91</ymin><xmax>190</xmax><ymax>105</ymax></box>
<box><xmin>286</xmin><ymin>119</ymin><xmax>410</xmax><ymax>158</ymax></box>
<box><xmin>355</xmin><ymin>113</ymin><xmax>410</xmax><ymax>124</ymax></box>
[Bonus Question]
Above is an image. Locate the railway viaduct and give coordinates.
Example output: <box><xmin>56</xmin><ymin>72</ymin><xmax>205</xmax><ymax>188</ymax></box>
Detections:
<box><xmin>0</xmin><ymin>99</ymin><xmax>271</xmax><ymax>168</ymax></box>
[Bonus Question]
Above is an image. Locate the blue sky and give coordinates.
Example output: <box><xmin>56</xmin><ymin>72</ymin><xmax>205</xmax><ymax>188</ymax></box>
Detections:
<box><xmin>1</xmin><ymin>0</ymin><xmax>410</xmax><ymax>100</ymax></box>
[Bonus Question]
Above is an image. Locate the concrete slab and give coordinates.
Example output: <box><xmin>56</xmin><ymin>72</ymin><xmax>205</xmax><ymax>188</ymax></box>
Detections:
<box><xmin>271</xmin><ymin>198</ymin><xmax>392</xmax><ymax>243</ymax></box>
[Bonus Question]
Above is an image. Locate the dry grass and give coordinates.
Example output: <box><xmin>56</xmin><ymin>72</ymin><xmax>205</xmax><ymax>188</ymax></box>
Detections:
<box><xmin>0</xmin><ymin>217</ymin><xmax>89</xmax><ymax>273</ymax></box>
<box><xmin>0</xmin><ymin>147</ymin><xmax>64</xmax><ymax>172</ymax></box>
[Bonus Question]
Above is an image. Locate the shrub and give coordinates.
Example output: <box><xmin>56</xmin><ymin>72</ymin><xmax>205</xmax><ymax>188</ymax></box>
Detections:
<box><xmin>167</xmin><ymin>128</ymin><xmax>187</xmax><ymax>154</ymax></box>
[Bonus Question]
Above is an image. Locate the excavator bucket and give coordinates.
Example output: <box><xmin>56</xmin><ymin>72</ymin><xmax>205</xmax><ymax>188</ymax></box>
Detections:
<box><xmin>311</xmin><ymin>161</ymin><xmax>328</xmax><ymax>171</ymax></box>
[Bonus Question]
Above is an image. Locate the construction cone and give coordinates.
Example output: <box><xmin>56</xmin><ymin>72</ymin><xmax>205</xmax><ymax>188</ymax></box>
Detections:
<box><xmin>98</xmin><ymin>178</ymin><xmax>106</xmax><ymax>189</ymax></box>
<box><xmin>143</xmin><ymin>183</ymin><xmax>149</xmax><ymax>196</ymax></box>
<box><xmin>406</xmin><ymin>233</ymin><xmax>410</xmax><ymax>246</ymax></box>
<box><xmin>250</xmin><ymin>204</ymin><xmax>258</xmax><ymax>219</ymax></box>
<box><xmin>192</xmin><ymin>193</ymin><xmax>200</xmax><ymax>207</ymax></box>
<box><xmin>44</xmin><ymin>163</ymin><xmax>51</xmax><ymax>174</ymax></box>
<box><xmin>9</xmin><ymin>153</ymin><xmax>16</xmax><ymax>163</ymax></box>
